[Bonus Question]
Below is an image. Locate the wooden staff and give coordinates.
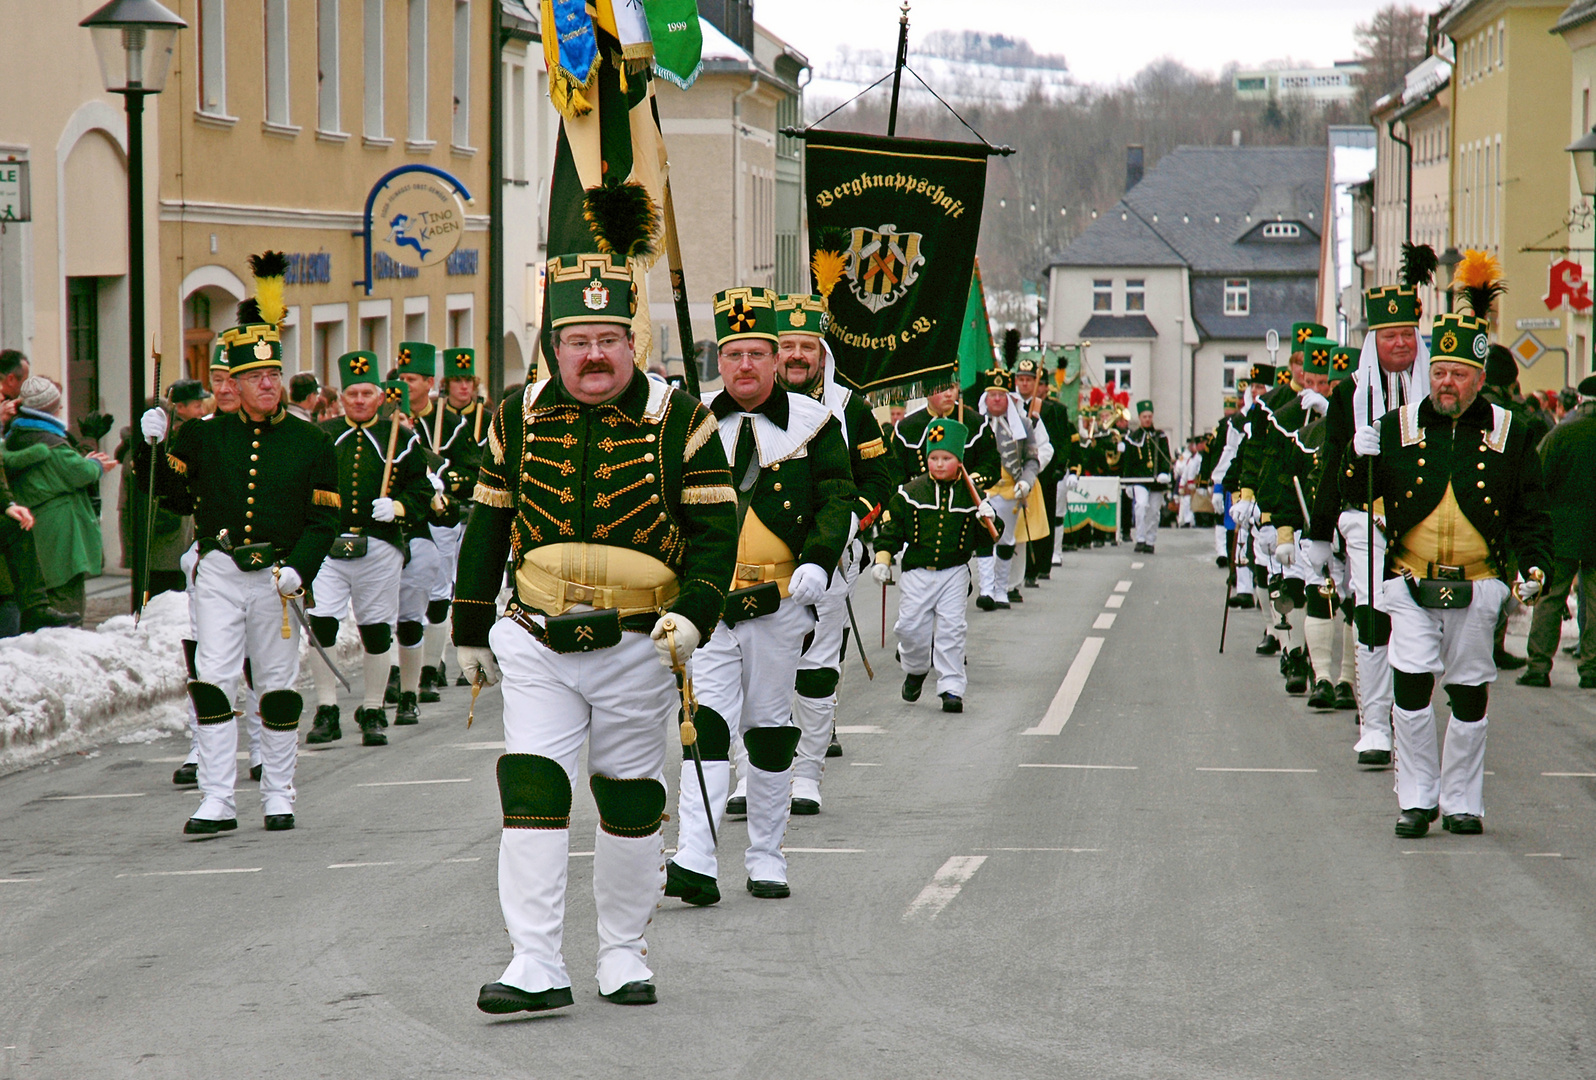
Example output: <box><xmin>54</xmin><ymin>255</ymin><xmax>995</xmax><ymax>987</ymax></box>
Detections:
<box><xmin>380</xmin><ymin>401</ymin><xmax>402</xmax><ymax>497</ymax></box>
<box><xmin>433</xmin><ymin>388</ymin><xmax>446</xmax><ymax>451</ymax></box>
<box><xmin>960</xmin><ymin>463</ymin><xmax>1002</xmax><ymax>543</ymax></box>
<box><xmin>473</xmin><ymin>392</ymin><xmax>486</xmax><ymax>443</ymax></box>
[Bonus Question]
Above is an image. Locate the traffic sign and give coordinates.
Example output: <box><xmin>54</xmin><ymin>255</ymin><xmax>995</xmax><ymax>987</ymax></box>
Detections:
<box><xmin>1510</xmin><ymin>331</ymin><xmax>1545</xmax><ymax>367</ymax></box>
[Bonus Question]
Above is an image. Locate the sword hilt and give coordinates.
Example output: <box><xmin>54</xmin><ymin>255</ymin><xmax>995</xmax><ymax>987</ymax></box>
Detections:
<box><xmin>467</xmin><ymin>675</ymin><xmax>483</xmax><ymax>728</ymax></box>
<box><xmin>664</xmin><ymin>624</ymin><xmax>698</xmax><ymax>747</ymax></box>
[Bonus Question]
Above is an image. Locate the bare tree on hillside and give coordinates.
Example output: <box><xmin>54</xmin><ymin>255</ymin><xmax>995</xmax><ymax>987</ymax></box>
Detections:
<box><xmin>1353</xmin><ymin>4</ymin><xmax>1428</xmax><ymax>111</ymax></box>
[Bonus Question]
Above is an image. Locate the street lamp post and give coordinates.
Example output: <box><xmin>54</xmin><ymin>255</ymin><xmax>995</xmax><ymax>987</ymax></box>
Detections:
<box><xmin>1566</xmin><ymin>129</ymin><xmax>1596</xmax><ymax>384</ymax></box>
<box><xmin>80</xmin><ymin>0</ymin><xmax>186</xmax><ymax>614</ymax></box>
<box><xmin>1438</xmin><ymin>246</ymin><xmax>1462</xmax><ymax>315</ymax></box>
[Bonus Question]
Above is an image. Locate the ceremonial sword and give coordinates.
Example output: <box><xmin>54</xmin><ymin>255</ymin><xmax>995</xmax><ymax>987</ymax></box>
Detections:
<box><xmin>843</xmin><ymin>595</ymin><xmax>875</xmax><ymax>680</ymax></box>
<box><xmin>666</xmin><ymin>625</ymin><xmax>717</xmax><ymax>847</ymax></box>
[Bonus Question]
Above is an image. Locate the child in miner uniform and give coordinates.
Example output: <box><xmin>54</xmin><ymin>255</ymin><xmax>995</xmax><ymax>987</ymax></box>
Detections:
<box><xmin>873</xmin><ymin>417</ymin><xmax>995</xmax><ymax>712</ymax></box>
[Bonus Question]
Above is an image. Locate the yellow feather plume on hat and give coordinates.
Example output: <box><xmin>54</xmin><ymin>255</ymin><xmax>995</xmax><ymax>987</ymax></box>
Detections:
<box><xmin>1452</xmin><ymin>249</ymin><xmax>1506</xmax><ymax>321</ymax></box>
<box><xmin>248</xmin><ymin>251</ymin><xmax>288</xmax><ymax>327</ymax></box>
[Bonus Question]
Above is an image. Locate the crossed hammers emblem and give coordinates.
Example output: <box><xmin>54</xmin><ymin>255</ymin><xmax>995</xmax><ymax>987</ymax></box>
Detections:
<box><xmin>575</xmin><ymin>626</ymin><xmax>594</xmax><ymax>642</ymax></box>
<box><xmin>249</xmin><ymin>552</ymin><xmax>264</xmax><ymax>566</ymax></box>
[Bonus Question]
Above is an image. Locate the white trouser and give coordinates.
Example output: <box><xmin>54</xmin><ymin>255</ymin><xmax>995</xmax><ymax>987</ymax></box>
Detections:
<box><xmin>1131</xmin><ymin>485</ymin><xmax>1159</xmax><ymax>545</ymax></box>
<box><xmin>488</xmin><ymin>619</ymin><xmax>674</xmax><ymax>996</ymax></box>
<box><xmin>793</xmin><ymin>545</ymin><xmax>860</xmax><ymax>785</ymax></box>
<box><xmin>1177</xmin><ymin>494</ymin><xmax>1194</xmax><ymax>527</ymax></box>
<box><xmin>307</xmin><ymin>540</ymin><xmax>404</xmax><ymax>629</ymax></box>
<box><xmin>1340</xmin><ymin>510</ymin><xmax>1393</xmax><ymax>751</ymax></box>
<box><xmin>976</xmin><ymin>494</ymin><xmax>1021</xmax><ymax>600</ymax></box>
<box><xmin>399</xmin><ymin>536</ymin><xmax>440</xmax><ymax>624</ymax></box>
<box><xmin>1383</xmin><ymin>576</ymin><xmax>1505</xmax><ymax>815</ymax></box>
<box><xmin>1215</xmin><ymin>523</ymin><xmax>1229</xmax><ymax>558</ymax></box>
<box><xmin>896</xmin><ymin>565</ymin><xmax>970</xmax><ymax>696</ymax></box>
<box><xmin>191</xmin><ymin>552</ymin><xmax>302</xmax><ymax>820</ymax></box>
<box><xmin>677</xmin><ymin>597</ymin><xmax>815</xmax><ymax>884</ymax></box>
<box><xmin>429</xmin><ymin>522</ymin><xmax>463</xmax><ymax>603</ymax></box>
<box><xmin>183</xmin><ymin>549</ymin><xmax>261</xmax><ymax>768</ymax></box>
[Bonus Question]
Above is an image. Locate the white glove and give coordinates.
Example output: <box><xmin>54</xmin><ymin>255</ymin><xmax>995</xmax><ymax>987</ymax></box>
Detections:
<box><xmin>427</xmin><ymin>471</ymin><xmax>445</xmax><ymax>495</ymax></box>
<box><xmin>275</xmin><ymin>566</ymin><xmax>302</xmax><ymax>596</ymax></box>
<box><xmin>1300</xmin><ymin>389</ymin><xmax>1329</xmax><ymax>415</ymax></box>
<box><xmin>1013</xmin><ymin>479</ymin><xmax>1032</xmax><ymax>500</ymax></box>
<box><xmin>140</xmin><ymin>407</ymin><xmax>168</xmax><ymax>442</ymax></box>
<box><xmin>1116</xmin><ymin>440</ymin><xmax>1126</xmax><ymax>453</ymax></box>
<box><xmin>180</xmin><ymin>546</ymin><xmax>199</xmax><ymax>578</ymax></box>
<box><xmin>1156</xmin><ymin>472</ymin><xmax>1171</xmax><ymax>485</ymax></box>
<box><xmin>371</xmin><ymin>497</ymin><xmax>396</xmax><ymax>522</ymax></box>
<box><xmin>977</xmin><ymin>499</ymin><xmax>997</xmax><ymax>520</ymax></box>
<box><xmin>650</xmin><ymin>613</ymin><xmax>700</xmax><ymax>670</ymax></box>
<box><xmin>1353</xmin><ymin>424</ymin><xmax>1381</xmax><ymax>457</ymax></box>
<box><xmin>1514</xmin><ymin>571</ymin><xmax>1544</xmax><ymax>605</ymax></box>
<box><xmin>870</xmin><ymin>561</ymin><xmax>892</xmax><ymax>586</ymax></box>
<box><xmin>788</xmin><ymin>562</ymin><xmax>829</xmax><ymax>606</ymax></box>
<box><xmin>1302</xmin><ymin>539</ymin><xmax>1332</xmax><ymax>571</ymax></box>
<box><xmin>1063</xmin><ymin>473</ymin><xmax>1079</xmax><ymax>491</ymax></box>
<box><xmin>1230</xmin><ymin>498</ymin><xmax>1257</xmax><ymax>527</ymax></box>
<box><xmin>456</xmin><ymin>645</ymin><xmax>502</xmax><ymax>688</ymax></box>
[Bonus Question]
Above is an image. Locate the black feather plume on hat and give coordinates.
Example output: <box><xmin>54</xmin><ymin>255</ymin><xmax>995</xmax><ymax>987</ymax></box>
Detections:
<box><xmin>1002</xmin><ymin>327</ymin><xmax>1021</xmax><ymax>368</ymax></box>
<box><xmin>236</xmin><ymin>297</ymin><xmax>262</xmax><ymax>324</ymax></box>
<box><xmin>581</xmin><ymin>181</ymin><xmax>658</xmax><ymax>260</ymax></box>
<box><xmin>1399</xmin><ymin>242</ymin><xmax>1437</xmax><ymax>289</ymax></box>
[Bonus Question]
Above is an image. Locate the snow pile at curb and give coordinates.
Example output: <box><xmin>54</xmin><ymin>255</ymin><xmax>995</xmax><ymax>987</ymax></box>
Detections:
<box><xmin>0</xmin><ymin>590</ymin><xmax>191</xmax><ymax>770</ymax></box>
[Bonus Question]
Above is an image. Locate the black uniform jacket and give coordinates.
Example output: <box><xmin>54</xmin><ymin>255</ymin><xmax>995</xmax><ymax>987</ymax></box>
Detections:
<box><xmin>453</xmin><ymin>370</ymin><xmax>738</xmax><ymax>645</ymax></box>
<box><xmin>893</xmin><ymin>407</ymin><xmax>1001</xmax><ymax>490</ymax></box>
<box><xmin>412</xmin><ymin>399</ymin><xmax>486</xmax><ymax>499</ymax></box>
<box><xmin>1535</xmin><ymin>409</ymin><xmax>1596</xmax><ymax>563</ymax></box>
<box><xmin>1344</xmin><ymin>394</ymin><xmax>1553</xmax><ymax>580</ymax></box>
<box><xmin>320</xmin><ymin>415</ymin><xmax>433</xmax><ymax>552</ymax></box>
<box><xmin>1120</xmin><ymin>426</ymin><xmax>1173</xmax><ymax>489</ymax></box>
<box><xmin>1236</xmin><ymin>394</ymin><xmax>1320</xmax><ymax>530</ymax></box>
<box><xmin>875</xmin><ymin>474</ymin><xmax>984</xmax><ymax>572</ymax></box>
<box><xmin>1030</xmin><ymin>396</ymin><xmax>1075</xmax><ymax>483</ymax></box>
<box><xmin>709</xmin><ymin>386</ymin><xmax>857</xmax><ymax>575</ymax></box>
<box><xmin>138</xmin><ymin>405</ymin><xmax>339</xmax><ymax>585</ymax></box>
<box><xmin>803</xmin><ymin>382</ymin><xmax>895</xmax><ymax>529</ymax></box>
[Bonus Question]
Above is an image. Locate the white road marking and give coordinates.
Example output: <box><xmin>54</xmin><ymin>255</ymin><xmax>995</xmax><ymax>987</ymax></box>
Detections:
<box><xmin>1196</xmin><ymin>767</ymin><xmax>1318</xmax><ymax>773</ymax></box>
<box><xmin>448</xmin><ymin>742</ymin><xmax>506</xmax><ymax>750</ymax></box>
<box><xmin>0</xmin><ymin>878</ymin><xmax>42</xmax><ymax>883</ymax></box>
<box><xmin>976</xmin><ymin>847</ymin><xmax>1103</xmax><ymax>853</ymax></box>
<box><xmin>356</xmin><ymin>778</ymin><xmax>473</xmax><ymax>787</ymax></box>
<box><xmin>152</xmin><ymin>753</ymin><xmax>251</xmax><ymax>763</ymax></box>
<box><xmin>1093</xmin><ymin>613</ymin><xmax>1117</xmax><ymax>629</ymax></box>
<box><xmin>904</xmin><ymin>855</ymin><xmax>987</xmax><ymax>920</ymax></box>
<box><xmin>1542</xmin><ymin>772</ymin><xmax>1596</xmax><ymax>777</ymax></box>
<box><xmin>1104</xmin><ymin>594</ymin><xmax>1126</xmax><ymax>609</ymax></box>
<box><xmin>1018</xmin><ymin>763</ymin><xmax>1137</xmax><ymax>770</ymax></box>
<box><xmin>116</xmin><ymin>868</ymin><xmax>262</xmax><ymax>878</ymax></box>
<box><xmin>1525</xmin><ymin>853</ymin><xmax>1564</xmax><ymax>858</ymax></box>
<box><xmin>42</xmin><ymin>793</ymin><xmax>146</xmax><ymax>801</ymax></box>
<box><xmin>1114</xmin><ymin>580</ymin><xmax>1133</xmax><ymax>592</ymax></box>
<box><xmin>849</xmin><ymin>762</ymin><xmax>884</xmax><ymax>767</ymax></box>
<box><xmin>1024</xmin><ymin>637</ymin><xmax>1105</xmax><ymax>736</ymax></box>
<box><xmin>785</xmin><ymin>847</ymin><xmax>867</xmax><ymax>853</ymax></box>
<box><xmin>328</xmin><ymin>861</ymin><xmax>398</xmax><ymax>869</ymax></box>
<box><xmin>1400</xmin><ymin>851</ymin><xmax>1480</xmax><ymax>856</ymax></box>
<box><xmin>835</xmin><ymin>725</ymin><xmax>887</xmax><ymax>734</ymax></box>
<box><xmin>569</xmin><ymin>852</ymin><xmax>595</xmax><ymax>858</ymax></box>
<box><xmin>444</xmin><ymin>857</ymin><xmax>482</xmax><ymax>863</ymax></box>
<box><xmin>1130</xmin><ymin>562</ymin><xmax>1145</xmax><ymax>569</ymax></box>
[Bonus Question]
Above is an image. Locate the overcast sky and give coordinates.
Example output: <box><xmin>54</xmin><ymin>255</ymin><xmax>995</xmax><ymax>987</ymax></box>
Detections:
<box><xmin>757</xmin><ymin>0</ymin><xmax>1405</xmax><ymax>86</ymax></box>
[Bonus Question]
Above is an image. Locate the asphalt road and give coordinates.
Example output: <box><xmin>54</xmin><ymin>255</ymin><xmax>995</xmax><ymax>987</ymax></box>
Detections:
<box><xmin>5</xmin><ymin>529</ymin><xmax>1596</xmax><ymax>1079</ymax></box>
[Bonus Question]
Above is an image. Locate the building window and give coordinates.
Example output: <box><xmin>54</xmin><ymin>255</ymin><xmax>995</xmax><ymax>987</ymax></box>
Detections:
<box><xmin>452</xmin><ymin>1</ymin><xmax>471</xmax><ymax>148</ymax></box>
<box><xmin>1104</xmin><ymin>355</ymin><xmax>1131</xmax><ymax>392</ymax></box>
<box><xmin>408</xmin><ymin>0</ymin><xmax>429</xmax><ymax>144</ymax></box>
<box><xmin>446</xmin><ymin>294</ymin><xmax>473</xmax><ymax>348</ymax></box>
<box><xmin>311</xmin><ymin>305</ymin><xmax>348</xmax><ymax>385</ymax></box>
<box><xmin>508</xmin><ymin>60</ymin><xmax>526</xmax><ymax>181</ymax></box>
<box><xmin>264</xmin><ymin>0</ymin><xmax>291</xmax><ymax>128</ymax></box>
<box><xmin>1223</xmin><ymin>354</ymin><xmax>1248</xmax><ymax>390</ymax></box>
<box><xmin>1223</xmin><ymin>279</ymin><xmax>1250</xmax><ymax>316</ymax></box>
<box><xmin>363</xmin><ymin>0</ymin><xmax>384</xmax><ymax>139</ymax></box>
<box><xmin>1124</xmin><ymin>279</ymin><xmax>1145</xmax><ymax>312</ymax></box>
<box><xmin>317</xmin><ymin>0</ymin><xmax>340</xmax><ymax>133</ymax></box>
<box><xmin>197</xmin><ymin>0</ymin><xmax>227</xmax><ymax>115</ymax></box>
<box><xmin>1261</xmin><ymin>222</ymin><xmax>1300</xmax><ymax>239</ymax></box>
<box><xmin>1498</xmin><ymin>20</ymin><xmax>1505</xmax><ymax>67</ymax></box>
<box><xmin>1092</xmin><ymin>279</ymin><xmax>1112</xmax><ymax>312</ymax></box>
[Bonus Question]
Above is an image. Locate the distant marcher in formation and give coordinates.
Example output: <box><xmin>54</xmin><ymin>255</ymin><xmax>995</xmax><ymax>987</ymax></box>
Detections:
<box><xmin>116</xmin><ymin>381</ymin><xmax>205</xmax><ymax>600</ymax></box>
<box><xmin>0</xmin><ymin>348</ymin><xmax>28</xmax><ymax>433</ymax></box>
<box><xmin>3</xmin><ymin>376</ymin><xmax>116</xmax><ymax>616</ymax></box>
<box><xmin>287</xmin><ymin>373</ymin><xmax>321</xmax><ymax>423</ymax></box>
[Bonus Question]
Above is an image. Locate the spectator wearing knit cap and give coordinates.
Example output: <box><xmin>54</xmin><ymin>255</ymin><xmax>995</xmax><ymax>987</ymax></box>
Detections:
<box><xmin>2</xmin><ymin>376</ymin><xmax>117</xmax><ymax>616</ymax></box>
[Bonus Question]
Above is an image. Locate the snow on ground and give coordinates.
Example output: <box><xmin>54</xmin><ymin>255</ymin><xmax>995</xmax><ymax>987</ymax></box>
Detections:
<box><xmin>0</xmin><ymin>589</ymin><xmax>367</xmax><ymax>776</ymax></box>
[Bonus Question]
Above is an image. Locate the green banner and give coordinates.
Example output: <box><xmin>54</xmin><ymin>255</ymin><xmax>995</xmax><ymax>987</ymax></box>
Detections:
<box><xmin>643</xmin><ymin>0</ymin><xmax>702</xmax><ymax>89</ymax></box>
<box><xmin>956</xmin><ymin>259</ymin><xmax>995</xmax><ymax>390</ymax></box>
<box><xmin>805</xmin><ymin>130</ymin><xmax>989</xmax><ymax>392</ymax></box>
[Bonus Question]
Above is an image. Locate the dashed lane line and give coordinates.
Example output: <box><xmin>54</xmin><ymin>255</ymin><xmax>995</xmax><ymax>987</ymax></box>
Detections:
<box><xmin>449</xmin><ymin>742</ymin><xmax>506</xmax><ymax>750</ymax></box>
<box><xmin>0</xmin><ymin>878</ymin><xmax>43</xmax><ymax>883</ymax></box>
<box><xmin>1114</xmin><ymin>580</ymin><xmax>1133</xmax><ymax>592</ymax></box>
<box><xmin>1018</xmin><ymin>763</ymin><xmax>1137</xmax><ymax>770</ymax></box>
<box><xmin>356</xmin><ymin>778</ymin><xmax>473</xmax><ymax>787</ymax></box>
<box><xmin>1104</xmin><ymin>594</ymin><xmax>1126</xmax><ymax>609</ymax></box>
<box><xmin>1543</xmin><ymin>772</ymin><xmax>1596</xmax><ymax>777</ymax></box>
<box><xmin>41</xmin><ymin>793</ymin><xmax>146</xmax><ymax>801</ymax></box>
<box><xmin>116</xmin><ymin>868</ymin><xmax>262</xmax><ymax>878</ymax></box>
<box><xmin>1093</xmin><ymin>613</ymin><xmax>1117</xmax><ymax>629</ymax></box>
<box><xmin>1024</xmin><ymin>637</ymin><xmax>1105</xmax><ymax>736</ymax></box>
<box><xmin>850</xmin><ymin>762</ymin><xmax>884</xmax><ymax>767</ymax></box>
<box><xmin>1195</xmin><ymin>767</ymin><xmax>1318</xmax><ymax>773</ymax></box>
<box><xmin>975</xmin><ymin>847</ymin><xmax>1103</xmax><ymax>853</ymax></box>
<box><xmin>1131</xmin><ymin>562</ymin><xmax>1146</xmax><ymax>569</ymax></box>
<box><xmin>329</xmin><ymin>861</ymin><xmax>398</xmax><ymax>869</ymax></box>
<box><xmin>903</xmin><ymin>855</ymin><xmax>987</xmax><ymax>921</ymax></box>
<box><xmin>1526</xmin><ymin>853</ymin><xmax>1564</xmax><ymax>858</ymax></box>
<box><xmin>835</xmin><ymin>725</ymin><xmax>887</xmax><ymax>734</ymax></box>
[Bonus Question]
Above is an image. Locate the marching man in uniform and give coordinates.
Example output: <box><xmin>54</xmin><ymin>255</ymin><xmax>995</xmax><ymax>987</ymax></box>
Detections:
<box><xmin>771</xmin><ymin>292</ymin><xmax>893</xmax><ymax>816</ymax></box>
<box><xmin>1346</xmin><ymin>308</ymin><xmax>1552</xmax><ymax>837</ymax></box>
<box><xmin>137</xmin><ymin>253</ymin><xmax>339</xmax><ymax>835</ymax></box>
<box><xmin>452</xmin><ymin>228</ymin><xmax>738</xmax><ymax>1012</ymax></box>
<box><xmin>872</xmin><ymin>416</ymin><xmax>995</xmax><ymax>712</ymax></box>
<box><xmin>666</xmin><ymin>286</ymin><xmax>856</xmax><ymax>905</ymax></box>
<box><xmin>1120</xmin><ymin>399</ymin><xmax>1172</xmax><ymax>554</ymax></box>
<box><xmin>301</xmin><ymin>356</ymin><xmax>432</xmax><ymax>747</ymax></box>
<box><xmin>972</xmin><ymin>367</ymin><xmax>1043</xmax><ymax>610</ymax></box>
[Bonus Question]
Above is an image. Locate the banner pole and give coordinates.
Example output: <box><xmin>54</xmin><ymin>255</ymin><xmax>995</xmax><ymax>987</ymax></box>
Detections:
<box><xmin>887</xmin><ymin>2</ymin><xmax>910</xmax><ymax>137</ymax></box>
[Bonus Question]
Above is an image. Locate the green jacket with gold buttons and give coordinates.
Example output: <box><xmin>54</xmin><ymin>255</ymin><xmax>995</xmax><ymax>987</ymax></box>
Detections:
<box><xmin>320</xmin><ymin>416</ymin><xmax>434</xmax><ymax>552</ymax></box>
<box><xmin>875</xmin><ymin>474</ymin><xmax>984</xmax><ymax>572</ymax></box>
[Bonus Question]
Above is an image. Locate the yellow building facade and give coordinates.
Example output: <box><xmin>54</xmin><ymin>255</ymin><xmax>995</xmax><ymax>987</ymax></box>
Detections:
<box><xmin>1554</xmin><ymin>2</ymin><xmax>1596</xmax><ymax>388</ymax></box>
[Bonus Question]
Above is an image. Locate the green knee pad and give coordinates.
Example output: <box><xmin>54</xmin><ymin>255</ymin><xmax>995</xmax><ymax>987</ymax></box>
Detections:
<box><xmin>589</xmin><ymin>775</ymin><xmax>667</xmax><ymax>838</ymax></box>
<box><xmin>1354</xmin><ymin>606</ymin><xmax>1391</xmax><ymax>647</ymax></box>
<box><xmin>743</xmin><ymin>726</ymin><xmax>802</xmax><ymax>773</ymax></box>
<box><xmin>794</xmin><ymin>667</ymin><xmax>840</xmax><ymax>699</ymax></box>
<box><xmin>187</xmin><ymin>681</ymin><xmax>236</xmax><ymax>726</ymax></box>
<box><xmin>497</xmin><ymin>754</ymin><xmax>572</xmax><ymax>830</ymax></box>
<box><xmin>687</xmin><ymin>704</ymin><xmax>731</xmax><ymax>762</ymax></box>
<box><xmin>258</xmin><ymin>689</ymin><xmax>303</xmax><ymax>731</ymax></box>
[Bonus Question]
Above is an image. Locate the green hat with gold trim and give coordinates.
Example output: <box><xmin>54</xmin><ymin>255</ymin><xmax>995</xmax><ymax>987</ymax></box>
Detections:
<box><xmin>924</xmin><ymin>417</ymin><xmax>968</xmax><ymax>461</ymax></box>
<box><xmin>442</xmin><ymin>347</ymin><xmax>475</xmax><ymax>379</ymax></box>
<box><xmin>714</xmin><ymin>286</ymin><xmax>779</xmax><ymax>346</ymax></box>
<box><xmin>774</xmin><ymin>294</ymin><xmax>827</xmax><ymax>337</ymax></box>
<box><xmin>381</xmin><ymin>378</ymin><xmax>411</xmax><ymax>414</ymax></box>
<box><xmin>210</xmin><ymin>339</ymin><xmax>228</xmax><ymax>374</ymax></box>
<box><xmin>548</xmin><ymin>252</ymin><xmax>636</xmax><ymax>330</ymax></box>
<box><xmin>218</xmin><ymin>323</ymin><xmax>282</xmax><ymax>376</ymax></box>
<box><xmin>1223</xmin><ymin>393</ymin><xmax>1240</xmax><ymax>408</ymax></box>
<box><xmin>338</xmin><ymin>351</ymin><xmax>382</xmax><ymax>389</ymax></box>
<box><xmin>220</xmin><ymin>252</ymin><xmax>289</xmax><ymax>377</ymax></box>
<box><xmin>396</xmin><ymin>341</ymin><xmax>436</xmax><ymax>378</ymax></box>
<box><xmin>1248</xmin><ymin>362</ymin><xmax>1275</xmax><ymax>386</ymax></box>
<box><xmin>1364</xmin><ymin>284</ymin><xmax>1420</xmax><ymax>330</ymax></box>
<box><xmin>1291</xmin><ymin>322</ymin><xmax>1327</xmax><ymax>353</ymax></box>
<box><xmin>1135</xmin><ymin>399</ymin><xmax>1153</xmax><ymax>415</ymax></box>
<box><xmin>1329</xmin><ymin>346</ymin><xmax>1357</xmax><ymax>383</ymax></box>
<box><xmin>982</xmin><ymin>366</ymin><xmax>1014</xmax><ymax>393</ymax></box>
<box><xmin>1014</xmin><ymin>356</ymin><xmax>1043</xmax><ymax>377</ymax></box>
<box><xmin>1302</xmin><ymin>336</ymin><xmax>1336</xmax><ymax>376</ymax></box>
<box><xmin>1429</xmin><ymin>313</ymin><xmax>1490</xmax><ymax>368</ymax></box>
